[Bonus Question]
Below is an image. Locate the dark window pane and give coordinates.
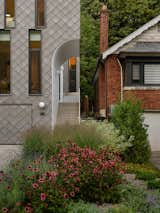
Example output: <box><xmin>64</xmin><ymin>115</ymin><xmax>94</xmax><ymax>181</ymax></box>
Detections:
<box><xmin>5</xmin><ymin>0</ymin><xmax>15</xmax><ymax>28</ymax></box>
<box><xmin>69</xmin><ymin>57</ymin><xmax>76</xmax><ymax>92</ymax></box>
<box><xmin>29</xmin><ymin>30</ymin><xmax>41</xmax><ymax>94</ymax></box>
<box><xmin>36</xmin><ymin>0</ymin><xmax>45</xmax><ymax>27</ymax></box>
<box><xmin>0</xmin><ymin>31</ymin><xmax>10</xmax><ymax>94</ymax></box>
<box><xmin>132</xmin><ymin>64</ymin><xmax>140</xmax><ymax>84</ymax></box>
<box><xmin>29</xmin><ymin>51</ymin><xmax>41</xmax><ymax>94</ymax></box>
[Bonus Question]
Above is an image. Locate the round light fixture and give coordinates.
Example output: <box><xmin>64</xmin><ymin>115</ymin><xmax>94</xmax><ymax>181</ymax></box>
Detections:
<box><xmin>39</xmin><ymin>102</ymin><xmax>46</xmax><ymax>109</ymax></box>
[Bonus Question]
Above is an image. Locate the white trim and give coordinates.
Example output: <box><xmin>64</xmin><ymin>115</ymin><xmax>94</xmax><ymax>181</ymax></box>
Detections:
<box><xmin>124</xmin><ymin>86</ymin><xmax>160</xmax><ymax>90</ymax></box>
<box><xmin>103</xmin><ymin>14</ymin><xmax>160</xmax><ymax>60</ymax></box>
<box><xmin>117</xmin><ymin>58</ymin><xmax>123</xmax><ymax>102</ymax></box>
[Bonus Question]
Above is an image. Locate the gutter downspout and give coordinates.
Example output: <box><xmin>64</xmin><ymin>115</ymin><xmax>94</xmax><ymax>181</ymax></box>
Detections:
<box><xmin>117</xmin><ymin>58</ymin><xmax>123</xmax><ymax>102</ymax></box>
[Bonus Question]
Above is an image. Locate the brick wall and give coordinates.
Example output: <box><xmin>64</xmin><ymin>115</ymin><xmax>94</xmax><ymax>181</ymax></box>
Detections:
<box><xmin>98</xmin><ymin>65</ymin><xmax>106</xmax><ymax>112</ymax></box>
<box><xmin>105</xmin><ymin>55</ymin><xmax>121</xmax><ymax>114</ymax></box>
<box><xmin>124</xmin><ymin>90</ymin><xmax>160</xmax><ymax>110</ymax></box>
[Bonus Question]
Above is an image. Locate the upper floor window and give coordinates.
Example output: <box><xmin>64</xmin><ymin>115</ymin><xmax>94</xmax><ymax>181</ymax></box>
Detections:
<box><xmin>5</xmin><ymin>0</ymin><xmax>15</xmax><ymax>28</ymax></box>
<box><xmin>0</xmin><ymin>31</ymin><xmax>10</xmax><ymax>94</ymax></box>
<box><xmin>36</xmin><ymin>0</ymin><xmax>45</xmax><ymax>27</ymax></box>
<box><xmin>29</xmin><ymin>30</ymin><xmax>41</xmax><ymax>95</ymax></box>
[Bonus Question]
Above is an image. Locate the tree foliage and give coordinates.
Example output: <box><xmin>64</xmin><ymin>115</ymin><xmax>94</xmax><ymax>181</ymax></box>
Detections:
<box><xmin>80</xmin><ymin>0</ymin><xmax>160</xmax><ymax>107</ymax></box>
<box><xmin>112</xmin><ymin>99</ymin><xmax>151</xmax><ymax>163</ymax></box>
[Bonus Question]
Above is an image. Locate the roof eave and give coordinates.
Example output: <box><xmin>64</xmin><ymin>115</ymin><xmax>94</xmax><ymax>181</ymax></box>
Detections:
<box><xmin>102</xmin><ymin>14</ymin><xmax>160</xmax><ymax>60</ymax></box>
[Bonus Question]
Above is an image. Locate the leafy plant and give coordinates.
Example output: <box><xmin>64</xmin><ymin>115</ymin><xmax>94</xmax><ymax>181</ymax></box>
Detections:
<box><xmin>112</xmin><ymin>99</ymin><xmax>151</xmax><ymax>163</ymax></box>
<box><xmin>0</xmin><ymin>142</ymin><xmax>124</xmax><ymax>212</ymax></box>
<box><xmin>136</xmin><ymin>172</ymin><xmax>158</xmax><ymax>181</ymax></box>
<box><xmin>68</xmin><ymin>201</ymin><xmax>103</xmax><ymax>213</ymax></box>
<box><xmin>23</xmin><ymin>121</ymin><xmax>131</xmax><ymax>160</ymax></box>
<box><xmin>148</xmin><ymin>180</ymin><xmax>160</xmax><ymax>189</ymax></box>
<box><xmin>106</xmin><ymin>204</ymin><xmax>133</xmax><ymax>213</ymax></box>
<box><xmin>120</xmin><ymin>184</ymin><xmax>159</xmax><ymax>213</ymax></box>
<box><xmin>126</xmin><ymin>163</ymin><xmax>160</xmax><ymax>178</ymax></box>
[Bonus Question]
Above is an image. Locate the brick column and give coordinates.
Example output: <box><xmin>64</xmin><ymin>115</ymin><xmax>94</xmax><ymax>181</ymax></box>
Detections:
<box><xmin>97</xmin><ymin>5</ymin><xmax>109</xmax><ymax>117</ymax></box>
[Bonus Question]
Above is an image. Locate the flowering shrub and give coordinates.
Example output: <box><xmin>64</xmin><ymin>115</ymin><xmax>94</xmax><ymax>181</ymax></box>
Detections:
<box><xmin>0</xmin><ymin>142</ymin><xmax>124</xmax><ymax>212</ymax></box>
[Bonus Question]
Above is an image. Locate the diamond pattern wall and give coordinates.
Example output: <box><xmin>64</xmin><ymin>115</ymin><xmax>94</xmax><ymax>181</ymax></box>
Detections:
<box><xmin>0</xmin><ymin>0</ymin><xmax>80</xmax><ymax>144</ymax></box>
<box><xmin>0</xmin><ymin>105</ymin><xmax>32</xmax><ymax>144</ymax></box>
<box><xmin>0</xmin><ymin>0</ymin><xmax>4</xmax><ymax>28</ymax></box>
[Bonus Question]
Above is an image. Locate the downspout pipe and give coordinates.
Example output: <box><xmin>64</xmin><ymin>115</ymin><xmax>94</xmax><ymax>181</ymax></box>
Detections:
<box><xmin>117</xmin><ymin>58</ymin><xmax>123</xmax><ymax>102</ymax></box>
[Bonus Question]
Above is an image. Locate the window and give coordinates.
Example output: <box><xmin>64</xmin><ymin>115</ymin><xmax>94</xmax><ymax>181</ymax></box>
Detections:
<box><xmin>125</xmin><ymin>57</ymin><xmax>160</xmax><ymax>86</ymax></box>
<box><xmin>29</xmin><ymin>30</ymin><xmax>41</xmax><ymax>94</ymax></box>
<box><xmin>36</xmin><ymin>0</ymin><xmax>45</xmax><ymax>27</ymax></box>
<box><xmin>0</xmin><ymin>31</ymin><xmax>10</xmax><ymax>94</ymax></box>
<box><xmin>5</xmin><ymin>0</ymin><xmax>15</xmax><ymax>28</ymax></box>
<box><xmin>144</xmin><ymin>64</ymin><xmax>160</xmax><ymax>85</ymax></box>
<box><xmin>158</xmin><ymin>23</ymin><xmax>160</xmax><ymax>32</ymax></box>
<box><xmin>132</xmin><ymin>64</ymin><xmax>140</xmax><ymax>83</ymax></box>
<box><xmin>69</xmin><ymin>57</ymin><xmax>77</xmax><ymax>92</ymax></box>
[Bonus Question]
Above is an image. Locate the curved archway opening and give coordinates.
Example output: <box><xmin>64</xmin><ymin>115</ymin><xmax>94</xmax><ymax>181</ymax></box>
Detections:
<box><xmin>51</xmin><ymin>39</ymin><xmax>80</xmax><ymax>128</ymax></box>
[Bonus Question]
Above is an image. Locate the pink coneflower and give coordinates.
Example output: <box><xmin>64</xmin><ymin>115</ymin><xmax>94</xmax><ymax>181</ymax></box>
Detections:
<box><xmin>63</xmin><ymin>193</ymin><xmax>69</xmax><ymax>199</ymax></box>
<box><xmin>7</xmin><ymin>185</ymin><xmax>11</xmax><ymax>190</ymax></box>
<box><xmin>75</xmin><ymin>187</ymin><xmax>80</xmax><ymax>192</ymax></box>
<box><xmin>24</xmin><ymin>206</ymin><xmax>32</xmax><ymax>213</ymax></box>
<box><xmin>2</xmin><ymin>207</ymin><xmax>8</xmax><ymax>213</ymax></box>
<box><xmin>70</xmin><ymin>191</ymin><xmax>75</xmax><ymax>197</ymax></box>
<box><xmin>32</xmin><ymin>182</ymin><xmax>39</xmax><ymax>189</ymax></box>
<box><xmin>28</xmin><ymin>165</ymin><xmax>33</xmax><ymax>171</ymax></box>
<box><xmin>33</xmin><ymin>168</ymin><xmax>39</xmax><ymax>172</ymax></box>
<box><xmin>38</xmin><ymin>178</ymin><xmax>45</xmax><ymax>183</ymax></box>
<box><xmin>40</xmin><ymin>193</ymin><xmax>46</xmax><ymax>201</ymax></box>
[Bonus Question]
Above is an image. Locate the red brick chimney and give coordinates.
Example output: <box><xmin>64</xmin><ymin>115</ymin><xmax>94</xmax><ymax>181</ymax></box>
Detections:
<box><xmin>100</xmin><ymin>5</ymin><xmax>109</xmax><ymax>53</ymax></box>
<box><xmin>96</xmin><ymin>5</ymin><xmax>108</xmax><ymax>118</ymax></box>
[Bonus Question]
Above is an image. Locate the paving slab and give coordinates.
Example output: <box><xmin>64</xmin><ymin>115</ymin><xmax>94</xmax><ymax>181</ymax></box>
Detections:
<box><xmin>0</xmin><ymin>145</ymin><xmax>22</xmax><ymax>170</ymax></box>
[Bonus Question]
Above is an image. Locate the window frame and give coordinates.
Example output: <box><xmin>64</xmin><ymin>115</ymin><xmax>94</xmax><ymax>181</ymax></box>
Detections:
<box><xmin>35</xmin><ymin>0</ymin><xmax>46</xmax><ymax>28</ymax></box>
<box><xmin>125</xmin><ymin>57</ymin><xmax>160</xmax><ymax>87</ymax></box>
<box><xmin>0</xmin><ymin>29</ymin><xmax>11</xmax><ymax>95</ymax></box>
<box><xmin>4</xmin><ymin>0</ymin><xmax>16</xmax><ymax>29</ymax></box>
<box><xmin>29</xmin><ymin>30</ymin><xmax>42</xmax><ymax>95</ymax></box>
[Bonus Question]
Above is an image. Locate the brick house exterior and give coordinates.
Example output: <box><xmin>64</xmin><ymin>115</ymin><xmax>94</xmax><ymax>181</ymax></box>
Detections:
<box><xmin>94</xmin><ymin>6</ymin><xmax>160</xmax><ymax>150</ymax></box>
<box><xmin>0</xmin><ymin>0</ymin><xmax>80</xmax><ymax>144</ymax></box>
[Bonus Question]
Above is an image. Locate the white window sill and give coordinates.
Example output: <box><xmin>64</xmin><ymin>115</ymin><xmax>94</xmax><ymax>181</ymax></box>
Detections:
<box><xmin>124</xmin><ymin>86</ymin><xmax>160</xmax><ymax>91</ymax></box>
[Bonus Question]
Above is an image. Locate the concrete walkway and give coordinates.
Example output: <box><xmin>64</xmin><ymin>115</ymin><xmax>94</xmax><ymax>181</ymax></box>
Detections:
<box><xmin>0</xmin><ymin>145</ymin><xmax>22</xmax><ymax>170</ymax></box>
<box><xmin>150</xmin><ymin>152</ymin><xmax>160</xmax><ymax>170</ymax></box>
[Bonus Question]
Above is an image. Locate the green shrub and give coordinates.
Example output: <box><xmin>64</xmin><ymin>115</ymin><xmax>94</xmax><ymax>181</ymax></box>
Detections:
<box><xmin>136</xmin><ymin>172</ymin><xmax>158</xmax><ymax>181</ymax></box>
<box><xmin>23</xmin><ymin>123</ymin><xmax>106</xmax><ymax>158</ymax></box>
<box><xmin>68</xmin><ymin>201</ymin><xmax>103</xmax><ymax>213</ymax></box>
<box><xmin>85</xmin><ymin>121</ymin><xmax>132</xmax><ymax>154</ymax></box>
<box><xmin>120</xmin><ymin>184</ymin><xmax>160</xmax><ymax>213</ymax></box>
<box><xmin>112</xmin><ymin>99</ymin><xmax>151</xmax><ymax>163</ymax></box>
<box><xmin>126</xmin><ymin>163</ymin><xmax>160</xmax><ymax>178</ymax></box>
<box><xmin>148</xmin><ymin>180</ymin><xmax>160</xmax><ymax>189</ymax></box>
<box><xmin>0</xmin><ymin>142</ymin><xmax>124</xmax><ymax>212</ymax></box>
<box><xmin>23</xmin><ymin>121</ymin><xmax>131</xmax><ymax>160</ymax></box>
<box><xmin>106</xmin><ymin>204</ymin><xmax>133</xmax><ymax>213</ymax></box>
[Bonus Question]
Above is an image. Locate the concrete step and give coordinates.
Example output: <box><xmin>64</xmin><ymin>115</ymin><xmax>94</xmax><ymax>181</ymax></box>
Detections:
<box><xmin>56</xmin><ymin>103</ymin><xmax>79</xmax><ymax>126</ymax></box>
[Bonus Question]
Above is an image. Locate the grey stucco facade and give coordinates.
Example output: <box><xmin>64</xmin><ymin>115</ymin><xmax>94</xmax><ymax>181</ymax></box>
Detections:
<box><xmin>0</xmin><ymin>0</ymin><xmax>80</xmax><ymax>144</ymax></box>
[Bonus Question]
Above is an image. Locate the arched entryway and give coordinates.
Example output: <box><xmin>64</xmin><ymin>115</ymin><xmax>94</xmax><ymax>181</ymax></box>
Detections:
<box><xmin>51</xmin><ymin>39</ymin><xmax>80</xmax><ymax>128</ymax></box>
